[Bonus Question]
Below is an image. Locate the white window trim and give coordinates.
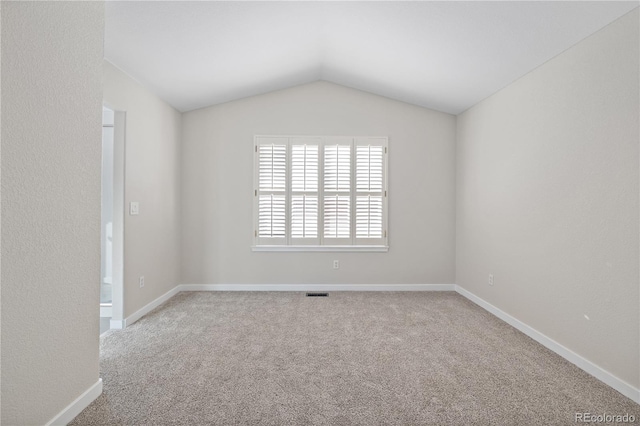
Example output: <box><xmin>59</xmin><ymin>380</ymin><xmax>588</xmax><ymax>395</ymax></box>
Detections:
<box><xmin>253</xmin><ymin>135</ymin><xmax>389</xmax><ymax>252</ymax></box>
<box><xmin>252</xmin><ymin>245</ymin><xmax>389</xmax><ymax>252</ymax></box>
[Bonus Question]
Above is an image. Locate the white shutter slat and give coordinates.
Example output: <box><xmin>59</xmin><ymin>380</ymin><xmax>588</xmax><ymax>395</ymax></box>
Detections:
<box><xmin>322</xmin><ymin>140</ymin><xmax>351</xmax><ymax>243</ymax></box>
<box><xmin>324</xmin><ymin>144</ymin><xmax>351</xmax><ymax>192</ymax></box>
<box><xmin>291</xmin><ymin>144</ymin><xmax>318</xmax><ymax>192</ymax></box>
<box><xmin>258</xmin><ymin>195</ymin><xmax>286</xmax><ymax>238</ymax></box>
<box><xmin>256</xmin><ymin>139</ymin><xmax>288</xmax><ymax>244</ymax></box>
<box><xmin>355</xmin><ymin>139</ymin><xmax>387</xmax><ymax>244</ymax></box>
<box><xmin>290</xmin><ymin>141</ymin><xmax>319</xmax><ymax>242</ymax></box>
<box><xmin>324</xmin><ymin>195</ymin><xmax>350</xmax><ymax>239</ymax></box>
<box><xmin>356</xmin><ymin>195</ymin><xmax>383</xmax><ymax>238</ymax></box>
<box><xmin>356</xmin><ymin>145</ymin><xmax>384</xmax><ymax>192</ymax></box>
<box><xmin>291</xmin><ymin>195</ymin><xmax>318</xmax><ymax>238</ymax></box>
<box><xmin>259</xmin><ymin>144</ymin><xmax>287</xmax><ymax>191</ymax></box>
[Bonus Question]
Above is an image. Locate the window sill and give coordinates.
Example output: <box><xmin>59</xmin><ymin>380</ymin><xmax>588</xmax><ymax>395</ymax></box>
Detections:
<box><xmin>252</xmin><ymin>245</ymin><xmax>389</xmax><ymax>252</ymax></box>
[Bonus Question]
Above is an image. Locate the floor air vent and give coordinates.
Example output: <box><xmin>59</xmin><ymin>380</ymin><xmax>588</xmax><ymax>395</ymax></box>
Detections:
<box><xmin>306</xmin><ymin>292</ymin><xmax>329</xmax><ymax>297</ymax></box>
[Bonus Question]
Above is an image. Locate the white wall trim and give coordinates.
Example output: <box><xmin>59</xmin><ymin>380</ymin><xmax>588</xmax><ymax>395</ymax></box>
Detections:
<box><xmin>122</xmin><ymin>286</ymin><xmax>181</xmax><ymax>328</ymax></box>
<box><xmin>109</xmin><ymin>319</ymin><xmax>124</xmax><ymax>330</ymax></box>
<box><xmin>45</xmin><ymin>378</ymin><xmax>102</xmax><ymax>426</ymax></box>
<box><xmin>251</xmin><ymin>245</ymin><xmax>389</xmax><ymax>252</ymax></box>
<box><xmin>455</xmin><ymin>285</ymin><xmax>640</xmax><ymax>404</ymax></box>
<box><xmin>99</xmin><ymin>305</ymin><xmax>112</xmax><ymax>318</ymax></box>
<box><xmin>179</xmin><ymin>283</ymin><xmax>455</xmax><ymax>292</ymax></box>
<box><xmin>113</xmin><ymin>284</ymin><xmax>454</xmax><ymax>329</ymax></box>
<box><xmin>106</xmin><ymin>282</ymin><xmax>639</xmax><ymax>404</ymax></box>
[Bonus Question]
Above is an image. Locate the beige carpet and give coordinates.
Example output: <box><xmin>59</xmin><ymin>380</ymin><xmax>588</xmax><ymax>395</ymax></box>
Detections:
<box><xmin>71</xmin><ymin>292</ymin><xmax>639</xmax><ymax>425</ymax></box>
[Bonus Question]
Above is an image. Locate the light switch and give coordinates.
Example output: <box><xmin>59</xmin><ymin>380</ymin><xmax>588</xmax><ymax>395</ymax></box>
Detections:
<box><xmin>130</xmin><ymin>202</ymin><xmax>139</xmax><ymax>216</ymax></box>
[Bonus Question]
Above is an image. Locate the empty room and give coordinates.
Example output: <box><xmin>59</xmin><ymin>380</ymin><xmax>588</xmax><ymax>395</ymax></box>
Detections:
<box><xmin>2</xmin><ymin>1</ymin><xmax>639</xmax><ymax>425</ymax></box>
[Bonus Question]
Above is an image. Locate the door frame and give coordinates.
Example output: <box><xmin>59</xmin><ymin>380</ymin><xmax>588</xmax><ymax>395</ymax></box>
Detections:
<box><xmin>103</xmin><ymin>106</ymin><xmax>126</xmax><ymax>329</ymax></box>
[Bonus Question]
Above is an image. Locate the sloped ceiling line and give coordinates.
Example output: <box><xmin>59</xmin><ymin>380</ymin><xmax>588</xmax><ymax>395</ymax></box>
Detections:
<box><xmin>105</xmin><ymin>1</ymin><xmax>638</xmax><ymax>114</ymax></box>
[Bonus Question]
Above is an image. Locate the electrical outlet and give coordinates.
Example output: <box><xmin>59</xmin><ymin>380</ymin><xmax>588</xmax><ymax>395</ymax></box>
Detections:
<box><xmin>488</xmin><ymin>274</ymin><xmax>494</xmax><ymax>286</ymax></box>
<box><xmin>139</xmin><ymin>276</ymin><xmax>145</xmax><ymax>288</ymax></box>
<box><xmin>333</xmin><ymin>260</ymin><xmax>339</xmax><ymax>269</ymax></box>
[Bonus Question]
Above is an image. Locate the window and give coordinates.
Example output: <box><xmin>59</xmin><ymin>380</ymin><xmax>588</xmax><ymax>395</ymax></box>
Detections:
<box><xmin>253</xmin><ymin>135</ymin><xmax>388</xmax><ymax>251</ymax></box>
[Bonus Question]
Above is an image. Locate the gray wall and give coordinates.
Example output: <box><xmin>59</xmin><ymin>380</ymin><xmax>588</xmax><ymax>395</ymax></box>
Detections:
<box><xmin>456</xmin><ymin>9</ymin><xmax>639</xmax><ymax>388</ymax></box>
<box><xmin>103</xmin><ymin>61</ymin><xmax>182</xmax><ymax>319</ymax></box>
<box><xmin>182</xmin><ymin>81</ymin><xmax>456</xmax><ymax>285</ymax></box>
<box><xmin>1</xmin><ymin>2</ymin><xmax>105</xmax><ymax>424</ymax></box>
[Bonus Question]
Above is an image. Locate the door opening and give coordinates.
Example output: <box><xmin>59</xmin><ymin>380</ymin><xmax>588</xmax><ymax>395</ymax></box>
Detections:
<box><xmin>100</xmin><ymin>107</ymin><xmax>114</xmax><ymax>334</ymax></box>
<box><xmin>100</xmin><ymin>106</ymin><xmax>125</xmax><ymax>333</ymax></box>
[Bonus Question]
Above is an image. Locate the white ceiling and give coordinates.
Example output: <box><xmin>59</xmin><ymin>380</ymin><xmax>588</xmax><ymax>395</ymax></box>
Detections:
<box><xmin>105</xmin><ymin>1</ymin><xmax>638</xmax><ymax>114</ymax></box>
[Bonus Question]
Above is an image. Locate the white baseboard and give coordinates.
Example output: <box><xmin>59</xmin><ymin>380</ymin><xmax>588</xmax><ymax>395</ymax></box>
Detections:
<box><xmin>109</xmin><ymin>319</ymin><xmax>124</xmax><ymax>330</ymax></box>
<box><xmin>111</xmin><ymin>284</ymin><xmax>452</xmax><ymax>328</ymax></box>
<box><xmin>455</xmin><ymin>285</ymin><xmax>640</xmax><ymax>404</ymax></box>
<box><xmin>179</xmin><ymin>283</ymin><xmax>456</xmax><ymax>292</ymax></box>
<box><xmin>123</xmin><ymin>286</ymin><xmax>181</xmax><ymax>328</ymax></box>
<box><xmin>45</xmin><ymin>378</ymin><xmax>102</xmax><ymax>426</ymax></box>
<box><xmin>106</xmin><ymin>282</ymin><xmax>639</xmax><ymax>404</ymax></box>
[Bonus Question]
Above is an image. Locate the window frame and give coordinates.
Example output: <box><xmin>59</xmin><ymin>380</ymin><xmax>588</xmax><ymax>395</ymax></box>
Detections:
<box><xmin>252</xmin><ymin>135</ymin><xmax>389</xmax><ymax>252</ymax></box>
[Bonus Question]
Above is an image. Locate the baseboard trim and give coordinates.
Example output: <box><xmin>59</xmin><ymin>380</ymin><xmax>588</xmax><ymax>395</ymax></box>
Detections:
<box><xmin>109</xmin><ymin>319</ymin><xmax>124</xmax><ymax>330</ymax></box>
<box><xmin>455</xmin><ymin>285</ymin><xmax>640</xmax><ymax>404</ymax></box>
<box><xmin>45</xmin><ymin>378</ymin><xmax>102</xmax><ymax>426</ymax></box>
<box><xmin>123</xmin><ymin>286</ymin><xmax>181</xmax><ymax>328</ymax></box>
<box><xmin>179</xmin><ymin>283</ymin><xmax>456</xmax><ymax>292</ymax></box>
<box><xmin>108</xmin><ymin>282</ymin><xmax>639</xmax><ymax>404</ymax></box>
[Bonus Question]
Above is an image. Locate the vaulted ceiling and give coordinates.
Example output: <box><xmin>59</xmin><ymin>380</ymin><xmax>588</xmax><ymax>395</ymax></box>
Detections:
<box><xmin>105</xmin><ymin>1</ymin><xmax>638</xmax><ymax>114</ymax></box>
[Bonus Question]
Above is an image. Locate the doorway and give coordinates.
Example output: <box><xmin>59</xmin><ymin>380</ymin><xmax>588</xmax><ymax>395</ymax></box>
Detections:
<box><xmin>101</xmin><ymin>106</ymin><xmax>125</xmax><ymax>334</ymax></box>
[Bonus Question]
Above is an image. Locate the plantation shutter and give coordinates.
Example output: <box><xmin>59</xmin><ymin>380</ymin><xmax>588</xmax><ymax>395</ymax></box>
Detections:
<box><xmin>322</xmin><ymin>138</ymin><xmax>352</xmax><ymax>245</ymax></box>
<box><xmin>254</xmin><ymin>135</ymin><xmax>388</xmax><ymax>249</ymax></box>
<box><xmin>290</xmin><ymin>138</ymin><xmax>320</xmax><ymax>245</ymax></box>
<box><xmin>355</xmin><ymin>138</ymin><xmax>387</xmax><ymax>246</ymax></box>
<box><xmin>255</xmin><ymin>137</ymin><xmax>288</xmax><ymax>245</ymax></box>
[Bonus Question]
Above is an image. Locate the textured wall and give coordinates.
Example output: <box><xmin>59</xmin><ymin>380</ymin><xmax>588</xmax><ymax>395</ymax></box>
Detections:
<box><xmin>103</xmin><ymin>61</ymin><xmax>182</xmax><ymax>319</ymax></box>
<box><xmin>1</xmin><ymin>2</ymin><xmax>105</xmax><ymax>424</ymax></box>
<box><xmin>456</xmin><ymin>10</ymin><xmax>639</xmax><ymax>388</ymax></box>
<box><xmin>182</xmin><ymin>81</ymin><xmax>456</xmax><ymax>285</ymax></box>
